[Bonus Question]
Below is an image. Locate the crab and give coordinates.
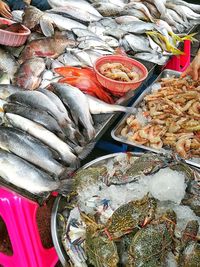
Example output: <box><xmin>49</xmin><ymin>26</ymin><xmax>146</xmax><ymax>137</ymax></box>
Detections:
<box><xmin>104</xmin><ymin>195</ymin><xmax>157</xmax><ymax>240</ymax></box>
<box><xmin>177</xmin><ymin>220</ymin><xmax>200</xmax><ymax>267</ymax></box>
<box><xmin>182</xmin><ymin>180</ymin><xmax>200</xmax><ymax>216</ymax></box>
<box><xmin>127</xmin><ymin>209</ymin><xmax>176</xmax><ymax>267</ymax></box>
<box><xmin>81</xmin><ymin>212</ymin><xmax>119</xmax><ymax>267</ymax></box>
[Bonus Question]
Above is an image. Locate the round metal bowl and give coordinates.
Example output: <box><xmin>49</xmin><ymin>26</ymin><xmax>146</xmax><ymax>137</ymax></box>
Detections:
<box><xmin>51</xmin><ymin>152</ymin><xmax>142</xmax><ymax>266</ymax></box>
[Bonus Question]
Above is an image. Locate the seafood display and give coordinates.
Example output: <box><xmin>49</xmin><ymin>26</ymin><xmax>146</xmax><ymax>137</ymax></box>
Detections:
<box><xmin>0</xmin><ymin>84</ymin><xmax>135</xmax><ymax>198</ymax></box>
<box><xmin>114</xmin><ymin>75</ymin><xmax>200</xmax><ymax>160</ymax></box>
<box><xmin>55</xmin><ymin>153</ymin><xmax>200</xmax><ymax>266</ymax></box>
<box><xmin>0</xmin><ymin>22</ymin><xmax>28</xmax><ymax>33</ymax></box>
<box><xmin>99</xmin><ymin>62</ymin><xmax>142</xmax><ymax>82</ymax></box>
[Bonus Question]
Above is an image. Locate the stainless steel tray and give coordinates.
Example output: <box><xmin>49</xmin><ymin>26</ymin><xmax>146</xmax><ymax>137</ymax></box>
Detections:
<box><xmin>111</xmin><ymin>69</ymin><xmax>200</xmax><ymax>169</ymax></box>
<box><xmin>51</xmin><ymin>152</ymin><xmax>142</xmax><ymax>266</ymax></box>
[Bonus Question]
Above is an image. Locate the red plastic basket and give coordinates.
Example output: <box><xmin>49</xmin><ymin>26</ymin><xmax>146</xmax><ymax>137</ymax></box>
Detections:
<box><xmin>0</xmin><ymin>18</ymin><xmax>30</xmax><ymax>47</ymax></box>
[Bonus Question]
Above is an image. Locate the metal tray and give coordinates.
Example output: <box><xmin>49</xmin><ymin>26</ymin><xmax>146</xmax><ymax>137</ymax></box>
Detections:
<box><xmin>111</xmin><ymin>69</ymin><xmax>200</xmax><ymax>169</ymax></box>
<box><xmin>51</xmin><ymin>152</ymin><xmax>142</xmax><ymax>266</ymax></box>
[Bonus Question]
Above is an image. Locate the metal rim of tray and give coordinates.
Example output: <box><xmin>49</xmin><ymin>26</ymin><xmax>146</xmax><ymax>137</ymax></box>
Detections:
<box><xmin>111</xmin><ymin>69</ymin><xmax>200</xmax><ymax>169</ymax></box>
<box><xmin>51</xmin><ymin>152</ymin><xmax>143</xmax><ymax>266</ymax></box>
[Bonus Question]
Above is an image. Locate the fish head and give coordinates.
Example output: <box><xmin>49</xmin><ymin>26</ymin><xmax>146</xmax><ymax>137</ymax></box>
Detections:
<box><xmin>22</xmin><ymin>5</ymin><xmax>44</xmax><ymax>29</ymax></box>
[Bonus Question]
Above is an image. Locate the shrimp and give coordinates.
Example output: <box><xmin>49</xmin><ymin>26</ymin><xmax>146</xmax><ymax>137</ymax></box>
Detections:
<box><xmin>129</xmin><ymin>132</ymin><xmax>148</xmax><ymax>145</ymax></box>
<box><xmin>176</xmin><ymin>138</ymin><xmax>191</xmax><ymax>158</ymax></box>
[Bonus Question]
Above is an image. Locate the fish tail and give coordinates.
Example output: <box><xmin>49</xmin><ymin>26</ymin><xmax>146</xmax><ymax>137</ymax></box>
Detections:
<box><xmin>179</xmin><ymin>32</ymin><xmax>198</xmax><ymax>42</ymax></box>
<box><xmin>57</xmin><ymin>178</ymin><xmax>75</xmax><ymax>195</ymax></box>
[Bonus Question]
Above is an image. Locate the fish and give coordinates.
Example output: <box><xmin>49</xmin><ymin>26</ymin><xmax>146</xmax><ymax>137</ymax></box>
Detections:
<box><xmin>47</xmin><ymin>6</ymin><xmax>101</xmax><ymax>22</ymax></box>
<box><xmin>48</xmin><ymin>0</ymin><xmax>102</xmax><ymax>17</ymax></box>
<box><xmin>78</xmin><ymin>37</ymin><xmax>114</xmax><ymax>52</ymax></box>
<box><xmin>125</xmin><ymin>2</ymin><xmax>155</xmax><ymax>22</ymax></box>
<box><xmin>57</xmin><ymin>52</ymin><xmax>85</xmax><ymax>67</ymax></box>
<box><xmin>115</xmin><ymin>15</ymin><xmax>141</xmax><ymax>24</ymax></box>
<box><xmin>124</xmin><ymin>34</ymin><xmax>152</xmax><ymax>53</ymax></box>
<box><xmin>13</xmin><ymin>58</ymin><xmax>46</xmax><ymax>90</ymax></box>
<box><xmin>7</xmin><ymin>91</ymin><xmax>72</xmax><ymax>132</ymax></box>
<box><xmin>166</xmin><ymin>8</ymin><xmax>186</xmax><ymax>26</ymax></box>
<box><xmin>178</xmin><ymin>5</ymin><xmax>200</xmax><ymax>19</ymax></box>
<box><xmin>0</xmin><ymin>47</ymin><xmax>18</xmax><ymax>81</ymax></box>
<box><xmin>146</xmin><ymin>0</ymin><xmax>167</xmax><ymax>17</ymax></box>
<box><xmin>5</xmin><ymin>113</ymin><xmax>79</xmax><ymax>168</ymax></box>
<box><xmin>0</xmin><ymin>127</ymin><xmax>66</xmax><ymax>177</ymax></box>
<box><xmin>85</xmin><ymin>95</ymin><xmax>136</xmax><ymax>114</ymax></box>
<box><xmin>72</xmin><ymin>28</ymin><xmax>99</xmax><ymax>38</ymax></box>
<box><xmin>0</xmin><ymin>85</ymin><xmax>23</xmax><ymax>100</ymax></box>
<box><xmin>120</xmin><ymin>21</ymin><xmax>155</xmax><ymax>34</ymax></box>
<box><xmin>170</xmin><ymin>0</ymin><xmax>200</xmax><ymax>13</ymax></box>
<box><xmin>0</xmin><ymin>149</ymin><xmax>73</xmax><ymax>195</ymax></box>
<box><xmin>134</xmin><ymin>52</ymin><xmax>169</xmax><ymax>65</ymax></box>
<box><xmin>121</xmin><ymin>8</ymin><xmax>150</xmax><ymax>21</ymax></box>
<box><xmin>93</xmin><ymin>3</ymin><xmax>123</xmax><ymax>17</ymax></box>
<box><xmin>51</xmin><ymin>83</ymin><xmax>96</xmax><ymax>141</ymax></box>
<box><xmin>3</xmin><ymin>103</ymin><xmax>66</xmax><ymax>140</ymax></box>
<box><xmin>19</xmin><ymin>36</ymin><xmax>77</xmax><ymax>63</ymax></box>
<box><xmin>11</xmin><ymin>10</ymin><xmax>23</xmax><ymax>23</ymax></box>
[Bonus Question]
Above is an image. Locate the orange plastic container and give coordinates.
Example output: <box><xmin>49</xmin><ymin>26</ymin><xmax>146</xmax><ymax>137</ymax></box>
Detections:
<box><xmin>0</xmin><ymin>18</ymin><xmax>30</xmax><ymax>47</ymax></box>
<box><xmin>94</xmin><ymin>55</ymin><xmax>148</xmax><ymax>96</ymax></box>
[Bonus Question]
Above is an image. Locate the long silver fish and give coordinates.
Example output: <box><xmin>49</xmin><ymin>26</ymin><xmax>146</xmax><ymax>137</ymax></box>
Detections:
<box><xmin>124</xmin><ymin>34</ymin><xmax>152</xmax><ymax>52</ymax></box>
<box><xmin>86</xmin><ymin>95</ymin><xmax>136</xmax><ymax>114</ymax></box>
<box><xmin>5</xmin><ymin>113</ymin><xmax>79</xmax><ymax>168</ymax></box>
<box><xmin>51</xmin><ymin>83</ymin><xmax>95</xmax><ymax>141</ymax></box>
<box><xmin>169</xmin><ymin>0</ymin><xmax>200</xmax><ymax>13</ymax></box>
<box><xmin>3</xmin><ymin>103</ymin><xmax>66</xmax><ymax>140</ymax></box>
<box><xmin>125</xmin><ymin>2</ymin><xmax>155</xmax><ymax>22</ymax></box>
<box><xmin>0</xmin><ymin>47</ymin><xmax>18</xmax><ymax>81</ymax></box>
<box><xmin>7</xmin><ymin>91</ymin><xmax>72</xmax><ymax>130</ymax></box>
<box><xmin>120</xmin><ymin>21</ymin><xmax>155</xmax><ymax>34</ymax></box>
<box><xmin>0</xmin><ymin>127</ymin><xmax>66</xmax><ymax>177</ymax></box>
<box><xmin>0</xmin><ymin>150</ymin><xmax>74</xmax><ymax>194</ymax></box>
<box><xmin>0</xmin><ymin>85</ymin><xmax>23</xmax><ymax>100</ymax></box>
<box><xmin>115</xmin><ymin>15</ymin><xmax>141</xmax><ymax>24</ymax></box>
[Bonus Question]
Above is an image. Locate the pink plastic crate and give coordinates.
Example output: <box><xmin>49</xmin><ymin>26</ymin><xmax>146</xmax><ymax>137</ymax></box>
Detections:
<box><xmin>0</xmin><ymin>187</ymin><xmax>58</xmax><ymax>267</ymax></box>
<box><xmin>164</xmin><ymin>40</ymin><xmax>191</xmax><ymax>72</ymax></box>
<box><xmin>0</xmin><ymin>18</ymin><xmax>30</xmax><ymax>47</ymax></box>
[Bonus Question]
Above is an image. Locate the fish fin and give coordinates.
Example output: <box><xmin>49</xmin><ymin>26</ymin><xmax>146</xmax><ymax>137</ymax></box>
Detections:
<box><xmin>40</xmin><ymin>17</ymin><xmax>54</xmax><ymax>37</ymax></box>
<box><xmin>179</xmin><ymin>32</ymin><xmax>198</xmax><ymax>42</ymax></box>
<box><xmin>75</xmin><ymin>142</ymin><xmax>96</xmax><ymax>160</ymax></box>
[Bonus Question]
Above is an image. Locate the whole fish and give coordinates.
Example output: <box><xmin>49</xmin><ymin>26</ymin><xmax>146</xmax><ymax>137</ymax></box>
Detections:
<box><xmin>4</xmin><ymin>103</ymin><xmax>66</xmax><ymax>140</ymax></box>
<box><xmin>48</xmin><ymin>0</ymin><xmax>102</xmax><ymax>17</ymax></box>
<box><xmin>124</xmin><ymin>34</ymin><xmax>152</xmax><ymax>53</ymax></box>
<box><xmin>0</xmin><ymin>127</ymin><xmax>66</xmax><ymax>177</ymax></box>
<box><xmin>167</xmin><ymin>8</ymin><xmax>186</xmax><ymax>25</ymax></box>
<box><xmin>178</xmin><ymin>5</ymin><xmax>200</xmax><ymax>19</ymax></box>
<box><xmin>51</xmin><ymin>83</ymin><xmax>95</xmax><ymax>141</ymax></box>
<box><xmin>125</xmin><ymin>2</ymin><xmax>155</xmax><ymax>22</ymax></box>
<box><xmin>86</xmin><ymin>95</ymin><xmax>136</xmax><ymax>114</ymax></box>
<box><xmin>7</xmin><ymin>91</ymin><xmax>72</xmax><ymax>131</ymax></box>
<box><xmin>72</xmin><ymin>28</ymin><xmax>99</xmax><ymax>38</ymax></box>
<box><xmin>57</xmin><ymin>52</ymin><xmax>84</xmax><ymax>67</ymax></box>
<box><xmin>19</xmin><ymin>36</ymin><xmax>77</xmax><ymax>63</ymax></box>
<box><xmin>170</xmin><ymin>0</ymin><xmax>200</xmax><ymax>13</ymax></box>
<box><xmin>13</xmin><ymin>58</ymin><xmax>45</xmax><ymax>90</ymax></box>
<box><xmin>115</xmin><ymin>15</ymin><xmax>141</xmax><ymax>24</ymax></box>
<box><xmin>121</xmin><ymin>8</ymin><xmax>150</xmax><ymax>21</ymax></box>
<box><xmin>144</xmin><ymin>2</ymin><xmax>160</xmax><ymax>18</ymax></box>
<box><xmin>93</xmin><ymin>3</ymin><xmax>123</xmax><ymax>16</ymax></box>
<box><xmin>146</xmin><ymin>0</ymin><xmax>167</xmax><ymax>17</ymax></box>
<box><xmin>78</xmin><ymin>37</ymin><xmax>114</xmax><ymax>52</ymax></box>
<box><xmin>0</xmin><ymin>85</ymin><xmax>23</xmax><ymax>100</ymax></box>
<box><xmin>5</xmin><ymin>113</ymin><xmax>79</xmax><ymax>168</ymax></box>
<box><xmin>134</xmin><ymin>52</ymin><xmax>169</xmax><ymax>65</ymax></box>
<box><xmin>120</xmin><ymin>21</ymin><xmax>155</xmax><ymax>34</ymax></box>
<box><xmin>0</xmin><ymin>47</ymin><xmax>18</xmax><ymax>81</ymax></box>
<box><xmin>47</xmin><ymin>6</ymin><xmax>101</xmax><ymax>22</ymax></box>
<box><xmin>0</xmin><ymin>150</ymin><xmax>73</xmax><ymax>194</ymax></box>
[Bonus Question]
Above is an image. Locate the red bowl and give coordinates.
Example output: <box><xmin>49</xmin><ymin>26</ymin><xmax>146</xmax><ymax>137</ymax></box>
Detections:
<box><xmin>94</xmin><ymin>55</ymin><xmax>148</xmax><ymax>96</ymax></box>
<box><xmin>0</xmin><ymin>18</ymin><xmax>30</xmax><ymax>47</ymax></box>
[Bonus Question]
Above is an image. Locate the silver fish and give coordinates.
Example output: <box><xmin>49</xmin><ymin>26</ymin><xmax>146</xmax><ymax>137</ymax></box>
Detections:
<box><xmin>167</xmin><ymin>8</ymin><xmax>186</xmax><ymax>25</ymax></box>
<box><xmin>12</xmin><ymin>10</ymin><xmax>23</xmax><ymax>22</ymax></box>
<box><xmin>86</xmin><ymin>95</ymin><xmax>136</xmax><ymax>114</ymax></box>
<box><xmin>0</xmin><ymin>127</ymin><xmax>66</xmax><ymax>177</ymax></box>
<box><xmin>170</xmin><ymin>0</ymin><xmax>200</xmax><ymax>13</ymax></box>
<box><xmin>120</xmin><ymin>21</ymin><xmax>155</xmax><ymax>34</ymax></box>
<box><xmin>5</xmin><ymin>113</ymin><xmax>79</xmax><ymax>167</ymax></box>
<box><xmin>51</xmin><ymin>83</ymin><xmax>95</xmax><ymax>141</ymax></box>
<box><xmin>134</xmin><ymin>52</ymin><xmax>169</xmax><ymax>65</ymax></box>
<box><xmin>71</xmin><ymin>49</ymin><xmax>94</xmax><ymax>67</ymax></box>
<box><xmin>7</xmin><ymin>91</ymin><xmax>72</xmax><ymax>129</ymax></box>
<box><xmin>0</xmin><ymin>85</ymin><xmax>23</xmax><ymax>100</ymax></box>
<box><xmin>0</xmin><ymin>149</ymin><xmax>63</xmax><ymax>194</ymax></box>
<box><xmin>47</xmin><ymin>6</ymin><xmax>101</xmax><ymax>22</ymax></box>
<box><xmin>93</xmin><ymin>2</ymin><xmax>123</xmax><ymax>16</ymax></box>
<box><xmin>57</xmin><ymin>52</ymin><xmax>84</xmax><ymax>67</ymax></box>
<box><xmin>124</xmin><ymin>34</ymin><xmax>152</xmax><ymax>52</ymax></box>
<box><xmin>125</xmin><ymin>2</ymin><xmax>155</xmax><ymax>22</ymax></box>
<box><xmin>115</xmin><ymin>15</ymin><xmax>141</xmax><ymax>24</ymax></box>
<box><xmin>3</xmin><ymin>103</ymin><xmax>66</xmax><ymax>140</ymax></box>
<box><xmin>146</xmin><ymin>0</ymin><xmax>167</xmax><ymax>17</ymax></box>
<box><xmin>121</xmin><ymin>8</ymin><xmax>150</xmax><ymax>21</ymax></box>
<box><xmin>78</xmin><ymin>37</ymin><xmax>114</xmax><ymax>52</ymax></box>
<box><xmin>0</xmin><ymin>47</ymin><xmax>18</xmax><ymax>81</ymax></box>
<box><xmin>72</xmin><ymin>28</ymin><xmax>99</xmax><ymax>38</ymax></box>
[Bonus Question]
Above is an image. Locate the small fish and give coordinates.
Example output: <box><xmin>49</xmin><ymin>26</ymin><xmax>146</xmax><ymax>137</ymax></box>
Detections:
<box><xmin>134</xmin><ymin>52</ymin><xmax>169</xmax><ymax>65</ymax></box>
<box><xmin>0</xmin><ymin>127</ymin><xmax>66</xmax><ymax>177</ymax></box>
<box><xmin>124</xmin><ymin>34</ymin><xmax>152</xmax><ymax>53</ymax></box>
<box><xmin>13</xmin><ymin>58</ymin><xmax>45</xmax><ymax>90</ymax></box>
<box><xmin>115</xmin><ymin>15</ymin><xmax>141</xmax><ymax>24</ymax></box>
<box><xmin>5</xmin><ymin>113</ymin><xmax>79</xmax><ymax>168</ymax></box>
<box><xmin>51</xmin><ymin>83</ymin><xmax>95</xmax><ymax>141</ymax></box>
<box><xmin>72</xmin><ymin>28</ymin><xmax>99</xmax><ymax>38</ymax></box>
<box><xmin>57</xmin><ymin>52</ymin><xmax>84</xmax><ymax>67</ymax></box>
<box><xmin>93</xmin><ymin>2</ymin><xmax>123</xmax><ymax>17</ymax></box>
<box><xmin>125</xmin><ymin>2</ymin><xmax>155</xmax><ymax>22</ymax></box>
<box><xmin>86</xmin><ymin>95</ymin><xmax>136</xmax><ymax>115</ymax></box>
<box><xmin>0</xmin><ymin>149</ymin><xmax>73</xmax><ymax>194</ymax></box>
<box><xmin>120</xmin><ymin>21</ymin><xmax>155</xmax><ymax>34</ymax></box>
<box><xmin>78</xmin><ymin>37</ymin><xmax>114</xmax><ymax>52</ymax></box>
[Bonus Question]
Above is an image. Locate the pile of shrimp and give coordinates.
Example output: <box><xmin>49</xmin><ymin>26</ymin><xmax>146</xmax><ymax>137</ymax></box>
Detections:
<box><xmin>99</xmin><ymin>62</ymin><xmax>141</xmax><ymax>82</ymax></box>
<box><xmin>120</xmin><ymin>77</ymin><xmax>200</xmax><ymax>159</ymax></box>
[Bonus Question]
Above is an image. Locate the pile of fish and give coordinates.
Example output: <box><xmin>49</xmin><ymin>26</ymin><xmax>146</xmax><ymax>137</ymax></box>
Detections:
<box><xmin>0</xmin><ymin>83</ymin><xmax>135</xmax><ymax>198</ymax></box>
<box><xmin>58</xmin><ymin>153</ymin><xmax>200</xmax><ymax>266</ymax></box>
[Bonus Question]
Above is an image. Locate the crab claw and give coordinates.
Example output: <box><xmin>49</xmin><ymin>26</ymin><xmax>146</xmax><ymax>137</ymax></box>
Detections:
<box><xmin>141</xmin><ymin>216</ymin><xmax>151</xmax><ymax>227</ymax></box>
